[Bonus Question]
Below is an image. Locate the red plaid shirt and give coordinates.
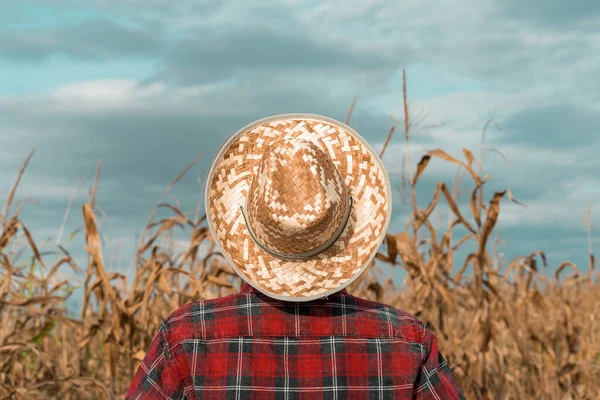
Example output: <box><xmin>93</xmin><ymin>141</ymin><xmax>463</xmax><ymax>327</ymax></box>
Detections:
<box><xmin>125</xmin><ymin>283</ymin><xmax>465</xmax><ymax>399</ymax></box>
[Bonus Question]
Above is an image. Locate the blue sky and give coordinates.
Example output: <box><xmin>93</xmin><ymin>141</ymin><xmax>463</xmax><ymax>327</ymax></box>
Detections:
<box><xmin>1</xmin><ymin>0</ymin><xmax>599</xmax><ymax>301</ymax></box>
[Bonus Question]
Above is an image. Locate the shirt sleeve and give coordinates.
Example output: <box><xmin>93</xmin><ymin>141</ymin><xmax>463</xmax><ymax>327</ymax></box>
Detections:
<box><xmin>412</xmin><ymin>325</ymin><xmax>466</xmax><ymax>400</ymax></box>
<box><xmin>124</xmin><ymin>324</ymin><xmax>188</xmax><ymax>400</ymax></box>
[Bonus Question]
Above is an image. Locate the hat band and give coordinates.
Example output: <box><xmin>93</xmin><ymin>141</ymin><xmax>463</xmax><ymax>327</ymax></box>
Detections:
<box><xmin>240</xmin><ymin>196</ymin><xmax>353</xmax><ymax>261</ymax></box>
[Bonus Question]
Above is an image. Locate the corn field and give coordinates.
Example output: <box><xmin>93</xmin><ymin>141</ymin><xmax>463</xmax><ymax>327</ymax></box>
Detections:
<box><xmin>1</xmin><ymin>78</ymin><xmax>599</xmax><ymax>399</ymax></box>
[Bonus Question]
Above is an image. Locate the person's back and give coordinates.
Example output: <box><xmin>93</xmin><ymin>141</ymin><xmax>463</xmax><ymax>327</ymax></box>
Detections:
<box><xmin>126</xmin><ymin>283</ymin><xmax>464</xmax><ymax>399</ymax></box>
<box><xmin>126</xmin><ymin>114</ymin><xmax>464</xmax><ymax>399</ymax></box>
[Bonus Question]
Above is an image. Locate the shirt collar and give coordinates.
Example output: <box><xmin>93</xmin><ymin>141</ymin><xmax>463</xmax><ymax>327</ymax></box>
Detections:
<box><xmin>239</xmin><ymin>282</ymin><xmax>348</xmax><ymax>296</ymax></box>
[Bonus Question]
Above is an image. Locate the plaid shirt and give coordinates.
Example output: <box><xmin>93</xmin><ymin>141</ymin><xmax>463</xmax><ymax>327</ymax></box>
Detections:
<box><xmin>125</xmin><ymin>283</ymin><xmax>465</xmax><ymax>400</ymax></box>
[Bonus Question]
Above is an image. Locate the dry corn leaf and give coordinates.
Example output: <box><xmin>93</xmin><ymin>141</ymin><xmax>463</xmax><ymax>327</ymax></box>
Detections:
<box><xmin>555</xmin><ymin>262</ymin><xmax>581</xmax><ymax>282</ymax></box>
<box><xmin>0</xmin><ymin>295</ymin><xmax>63</xmax><ymax>307</ymax></box>
<box><xmin>0</xmin><ymin>217</ymin><xmax>19</xmax><ymax>252</ymax></box>
<box><xmin>20</xmin><ymin>225</ymin><xmax>45</xmax><ymax>268</ymax></box>
<box><xmin>206</xmin><ymin>275</ymin><xmax>233</xmax><ymax>288</ymax></box>
<box><xmin>413</xmin><ymin>149</ymin><xmax>482</xmax><ymax>187</ymax></box>
<box><xmin>82</xmin><ymin>203</ymin><xmax>115</xmax><ymax>302</ymax></box>
<box><xmin>385</xmin><ymin>233</ymin><xmax>398</xmax><ymax>265</ymax></box>
<box><xmin>462</xmin><ymin>148</ymin><xmax>482</xmax><ymax>171</ymax></box>
<box><xmin>158</xmin><ymin>273</ymin><xmax>173</xmax><ymax>295</ymax></box>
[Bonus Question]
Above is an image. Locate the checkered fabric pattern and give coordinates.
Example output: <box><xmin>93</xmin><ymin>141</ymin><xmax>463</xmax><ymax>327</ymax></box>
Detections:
<box><xmin>125</xmin><ymin>284</ymin><xmax>465</xmax><ymax>399</ymax></box>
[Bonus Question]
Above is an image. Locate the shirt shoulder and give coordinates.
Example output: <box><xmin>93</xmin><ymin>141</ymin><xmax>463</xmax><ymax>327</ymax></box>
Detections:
<box><xmin>159</xmin><ymin>289</ymin><xmax>429</xmax><ymax>347</ymax></box>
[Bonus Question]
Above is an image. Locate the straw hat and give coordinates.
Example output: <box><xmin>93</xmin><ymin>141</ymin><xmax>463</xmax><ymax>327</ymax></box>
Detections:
<box><xmin>205</xmin><ymin>114</ymin><xmax>391</xmax><ymax>301</ymax></box>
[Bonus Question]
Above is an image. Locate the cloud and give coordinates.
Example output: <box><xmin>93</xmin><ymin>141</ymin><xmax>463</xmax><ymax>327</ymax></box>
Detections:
<box><xmin>50</xmin><ymin>79</ymin><xmax>167</xmax><ymax>111</ymax></box>
<box><xmin>301</xmin><ymin>1</ymin><xmax>600</xmax><ymax>98</ymax></box>
<box><xmin>497</xmin><ymin>177</ymin><xmax>600</xmax><ymax>229</ymax></box>
<box><xmin>0</xmin><ymin>0</ymin><xmax>415</xmax><ymax>94</ymax></box>
<box><xmin>499</xmin><ymin>103</ymin><xmax>600</xmax><ymax>149</ymax></box>
<box><xmin>0</xmin><ymin>18</ymin><xmax>161</xmax><ymax>62</ymax></box>
<box><xmin>2</xmin><ymin>0</ymin><xmax>599</xmax><ymax>283</ymax></box>
<box><xmin>496</xmin><ymin>0</ymin><xmax>600</xmax><ymax>28</ymax></box>
<box><xmin>1</xmin><ymin>178</ymin><xmax>87</xmax><ymax>203</ymax></box>
<box><xmin>5</xmin><ymin>0</ymin><xmax>599</xmax><ymax>102</ymax></box>
<box><xmin>156</xmin><ymin>25</ymin><xmax>402</xmax><ymax>85</ymax></box>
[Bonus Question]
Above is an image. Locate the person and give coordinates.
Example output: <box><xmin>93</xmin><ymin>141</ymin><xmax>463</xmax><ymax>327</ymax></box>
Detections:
<box><xmin>125</xmin><ymin>114</ymin><xmax>465</xmax><ymax>399</ymax></box>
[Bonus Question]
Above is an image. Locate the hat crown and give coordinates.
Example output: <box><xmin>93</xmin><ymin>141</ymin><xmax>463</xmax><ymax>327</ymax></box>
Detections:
<box><xmin>246</xmin><ymin>137</ymin><xmax>350</xmax><ymax>257</ymax></box>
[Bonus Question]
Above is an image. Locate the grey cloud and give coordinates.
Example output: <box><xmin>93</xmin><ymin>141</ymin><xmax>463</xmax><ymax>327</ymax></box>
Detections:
<box><xmin>316</xmin><ymin>1</ymin><xmax>600</xmax><ymax>95</ymax></box>
<box><xmin>0</xmin><ymin>18</ymin><xmax>161</xmax><ymax>62</ymax></box>
<box><xmin>1</xmin><ymin>1</ymin><xmax>406</xmax><ymax>89</ymax></box>
<box><xmin>427</xmin><ymin>28</ymin><xmax>591</xmax><ymax>91</ymax></box>
<box><xmin>6</xmin><ymin>0</ymin><xmax>599</xmax><ymax>97</ymax></box>
<box><xmin>496</xmin><ymin>0</ymin><xmax>600</xmax><ymax>28</ymax></box>
<box><xmin>497</xmin><ymin>103</ymin><xmax>600</xmax><ymax>149</ymax></box>
<box><xmin>156</xmin><ymin>25</ymin><xmax>402</xmax><ymax>85</ymax></box>
<box><xmin>96</xmin><ymin>0</ymin><xmax>229</xmax><ymax>17</ymax></box>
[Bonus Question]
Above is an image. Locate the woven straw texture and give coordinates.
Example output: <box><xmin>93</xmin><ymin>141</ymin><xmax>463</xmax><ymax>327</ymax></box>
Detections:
<box><xmin>206</xmin><ymin>114</ymin><xmax>391</xmax><ymax>300</ymax></box>
<box><xmin>246</xmin><ymin>136</ymin><xmax>351</xmax><ymax>257</ymax></box>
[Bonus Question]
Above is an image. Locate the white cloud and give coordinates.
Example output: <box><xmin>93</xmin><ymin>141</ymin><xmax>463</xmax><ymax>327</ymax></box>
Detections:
<box><xmin>1</xmin><ymin>179</ymin><xmax>86</xmax><ymax>202</ymax></box>
<box><xmin>497</xmin><ymin>178</ymin><xmax>600</xmax><ymax>229</ymax></box>
<box><xmin>51</xmin><ymin>79</ymin><xmax>166</xmax><ymax>110</ymax></box>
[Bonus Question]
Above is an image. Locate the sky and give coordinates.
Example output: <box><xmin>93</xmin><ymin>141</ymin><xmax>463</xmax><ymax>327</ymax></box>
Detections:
<box><xmin>1</xmin><ymin>0</ymin><xmax>599</xmax><ymax>303</ymax></box>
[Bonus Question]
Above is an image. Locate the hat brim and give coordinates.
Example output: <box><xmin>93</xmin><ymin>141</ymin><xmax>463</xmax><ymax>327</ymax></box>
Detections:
<box><xmin>205</xmin><ymin>114</ymin><xmax>392</xmax><ymax>302</ymax></box>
